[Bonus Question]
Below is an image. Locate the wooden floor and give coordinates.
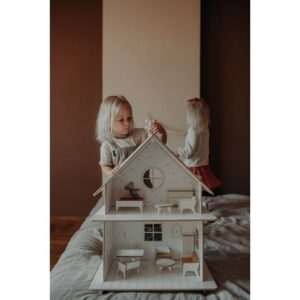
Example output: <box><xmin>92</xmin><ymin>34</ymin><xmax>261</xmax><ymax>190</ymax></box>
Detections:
<box><xmin>90</xmin><ymin>260</ymin><xmax>217</xmax><ymax>291</ymax></box>
<box><xmin>50</xmin><ymin>216</ymin><xmax>86</xmax><ymax>270</ymax></box>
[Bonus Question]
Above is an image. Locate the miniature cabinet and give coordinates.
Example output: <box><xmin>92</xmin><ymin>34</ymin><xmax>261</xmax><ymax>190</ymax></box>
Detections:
<box><xmin>182</xmin><ymin>234</ymin><xmax>194</xmax><ymax>255</ymax></box>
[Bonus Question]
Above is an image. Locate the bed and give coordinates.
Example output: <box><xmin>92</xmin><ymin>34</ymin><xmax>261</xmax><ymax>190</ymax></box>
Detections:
<box><xmin>50</xmin><ymin>194</ymin><xmax>250</xmax><ymax>299</ymax></box>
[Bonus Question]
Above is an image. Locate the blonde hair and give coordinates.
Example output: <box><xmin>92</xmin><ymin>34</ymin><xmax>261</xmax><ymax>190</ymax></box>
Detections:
<box><xmin>186</xmin><ymin>97</ymin><xmax>210</xmax><ymax>133</ymax></box>
<box><xmin>96</xmin><ymin>95</ymin><xmax>134</xmax><ymax>143</ymax></box>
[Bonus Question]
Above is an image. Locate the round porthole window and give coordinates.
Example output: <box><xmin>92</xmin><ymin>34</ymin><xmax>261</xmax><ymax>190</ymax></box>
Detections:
<box><xmin>143</xmin><ymin>167</ymin><xmax>164</xmax><ymax>189</ymax></box>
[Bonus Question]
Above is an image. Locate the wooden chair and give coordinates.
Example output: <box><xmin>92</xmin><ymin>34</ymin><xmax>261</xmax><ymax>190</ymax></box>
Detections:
<box><xmin>180</xmin><ymin>251</ymin><xmax>199</xmax><ymax>276</ymax></box>
<box><xmin>155</xmin><ymin>246</ymin><xmax>172</xmax><ymax>261</ymax></box>
<box><xmin>178</xmin><ymin>196</ymin><xmax>196</xmax><ymax>214</ymax></box>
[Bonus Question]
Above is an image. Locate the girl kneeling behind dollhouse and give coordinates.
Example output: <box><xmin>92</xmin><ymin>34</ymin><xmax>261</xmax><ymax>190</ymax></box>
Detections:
<box><xmin>177</xmin><ymin>97</ymin><xmax>221</xmax><ymax>190</ymax></box>
<box><xmin>96</xmin><ymin>95</ymin><xmax>167</xmax><ymax>176</ymax></box>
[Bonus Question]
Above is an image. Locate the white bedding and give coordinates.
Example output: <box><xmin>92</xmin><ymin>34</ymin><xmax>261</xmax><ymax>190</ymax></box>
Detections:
<box><xmin>50</xmin><ymin>194</ymin><xmax>250</xmax><ymax>299</ymax></box>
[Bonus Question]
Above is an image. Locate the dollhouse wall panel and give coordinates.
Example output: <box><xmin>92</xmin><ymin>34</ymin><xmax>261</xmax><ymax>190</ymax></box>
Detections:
<box><xmin>113</xmin><ymin>221</ymin><xmax>197</xmax><ymax>260</ymax></box>
<box><xmin>106</xmin><ymin>180</ymin><xmax>113</xmax><ymax>213</ymax></box>
<box><xmin>195</xmin><ymin>221</ymin><xmax>203</xmax><ymax>281</ymax></box>
<box><xmin>111</xmin><ymin>141</ymin><xmax>198</xmax><ymax>207</ymax></box>
<box><xmin>103</xmin><ymin>222</ymin><xmax>114</xmax><ymax>280</ymax></box>
<box><xmin>104</xmin><ymin>186</ymin><xmax>108</xmax><ymax>214</ymax></box>
<box><xmin>195</xmin><ymin>183</ymin><xmax>202</xmax><ymax>212</ymax></box>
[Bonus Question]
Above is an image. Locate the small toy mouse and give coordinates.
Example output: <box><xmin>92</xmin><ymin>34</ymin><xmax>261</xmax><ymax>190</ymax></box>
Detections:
<box><xmin>124</xmin><ymin>182</ymin><xmax>140</xmax><ymax>198</ymax></box>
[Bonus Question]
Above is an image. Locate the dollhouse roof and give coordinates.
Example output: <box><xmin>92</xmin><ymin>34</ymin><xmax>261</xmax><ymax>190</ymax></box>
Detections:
<box><xmin>93</xmin><ymin>134</ymin><xmax>213</xmax><ymax>196</ymax></box>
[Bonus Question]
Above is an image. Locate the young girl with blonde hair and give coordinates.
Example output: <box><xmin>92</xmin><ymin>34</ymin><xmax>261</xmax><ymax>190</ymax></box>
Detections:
<box><xmin>96</xmin><ymin>95</ymin><xmax>167</xmax><ymax>176</ymax></box>
<box><xmin>177</xmin><ymin>97</ymin><xmax>220</xmax><ymax>190</ymax></box>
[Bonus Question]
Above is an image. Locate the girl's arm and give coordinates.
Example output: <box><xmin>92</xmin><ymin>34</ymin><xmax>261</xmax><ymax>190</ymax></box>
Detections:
<box><xmin>177</xmin><ymin>128</ymin><xmax>198</xmax><ymax>159</ymax></box>
<box><xmin>101</xmin><ymin>165</ymin><xmax>120</xmax><ymax>176</ymax></box>
<box><xmin>101</xmin><ymin>165</ymin><xmax>114</xmax><ymax>176</ymax></box>
<box><xmin>100</xmin><ymin>143</ymin><xmax>119</xmax><ymax>176</ymax></box>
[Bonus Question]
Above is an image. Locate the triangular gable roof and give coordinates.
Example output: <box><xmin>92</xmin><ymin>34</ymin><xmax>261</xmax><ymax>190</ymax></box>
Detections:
<box><xmin>93</xmin><ymin>134</ymin><xmax>213</xmax><ymax>196</ymax></box>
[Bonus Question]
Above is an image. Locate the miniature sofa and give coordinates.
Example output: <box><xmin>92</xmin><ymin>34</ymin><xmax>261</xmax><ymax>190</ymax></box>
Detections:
<box><xmin>180</xmin><ymin>251</ymin><xmax>199</xmax><ymax>276</ymax></box>
<box><xmin>117</xmin><ymin>260</ymin><xmax>141</xmax><ymax>279</ymax></box>
<box><xmin>155</xmin><ymin>246</ymin><xmax>172</xmax><ymax>260</ymax></box>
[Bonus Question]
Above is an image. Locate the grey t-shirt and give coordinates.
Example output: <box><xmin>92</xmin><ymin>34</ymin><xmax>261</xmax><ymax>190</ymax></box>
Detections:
<box><xmin>100</xmin><ymin>128</ymin><xmax>148</xmax><ymax>167</ymax></box>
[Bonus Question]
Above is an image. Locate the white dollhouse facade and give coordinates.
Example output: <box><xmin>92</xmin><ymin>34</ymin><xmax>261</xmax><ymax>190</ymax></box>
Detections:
<box><xmin>90</xmin><ymin>134</ymin><xmax>217</xmax><ymax>291</ymax></box>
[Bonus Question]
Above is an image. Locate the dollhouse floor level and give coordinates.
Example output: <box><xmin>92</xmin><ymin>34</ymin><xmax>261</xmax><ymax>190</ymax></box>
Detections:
<box><xmin>91</xmin><ymin>206</ymin><xmax>216</xmax><ymax>222</ymax></box>
<box><xmin>90</xmin><ymin>260</ymin><xmax>217</xmax><ymax>291</ymax></box>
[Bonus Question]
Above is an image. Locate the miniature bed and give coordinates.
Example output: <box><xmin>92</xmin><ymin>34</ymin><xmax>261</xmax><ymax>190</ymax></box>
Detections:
<box><xmin>116</xmin><ymin>197</ymin><xmax>144</xmax><ymax>212</ymax></box>
<box><xmin>50</xmin><ymin>194</ymin><xmax>250</xmax><ymax>299</ymax></box>
<box><xmin>115</xmin><ymin>188</ymin><xmax>145</xmax><ymax>212</ymax></box>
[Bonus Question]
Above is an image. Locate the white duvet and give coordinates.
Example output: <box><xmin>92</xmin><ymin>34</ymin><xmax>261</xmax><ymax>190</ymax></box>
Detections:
<box><xmin>50</xmin><ymin>194</ymin><xmax>250</xmax><ymax>300</ymax></box>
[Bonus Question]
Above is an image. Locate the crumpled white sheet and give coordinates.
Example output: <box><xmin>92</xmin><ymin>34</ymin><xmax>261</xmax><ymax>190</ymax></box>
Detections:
<box><xmin>51</xmin><ymin>194</ymin><xmax>250</xmax><ymax>300</ymax></box>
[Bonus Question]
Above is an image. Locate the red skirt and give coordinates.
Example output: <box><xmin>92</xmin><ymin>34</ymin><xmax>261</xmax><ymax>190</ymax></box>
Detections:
<box><xmin>189</xmin><ymin>165</ymin><xmax>221</xmax><ymax>190</ymax></box>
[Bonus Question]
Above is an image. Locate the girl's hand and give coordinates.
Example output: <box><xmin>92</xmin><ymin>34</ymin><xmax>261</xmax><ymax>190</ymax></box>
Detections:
<box><xmin>148</xmin><ymin>121</ymin><xmax>167</xmax><ymax>144</ymax></box>
<box><xmin>149</xmin><ymin>121</ymin><xmax>162</xmax><ymax>134</ymax></box>
<box><xmin>174</xmin><ymin>151</ymin><xmax>180</xmax><ymax>158</ymax></box>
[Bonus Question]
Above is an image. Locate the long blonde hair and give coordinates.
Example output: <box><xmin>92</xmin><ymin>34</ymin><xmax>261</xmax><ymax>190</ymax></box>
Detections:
<box><xmin>186</xmin><ymin>97</ymin><xmax>210</xmax><ymax>133</ymax></box>
<box><xmin>96</xmin><ymin>95</ymin><xmax>134</xmax><ymax>143</ymax></box>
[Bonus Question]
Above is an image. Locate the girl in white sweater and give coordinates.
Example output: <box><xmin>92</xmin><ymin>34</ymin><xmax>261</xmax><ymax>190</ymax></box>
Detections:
<box><xmin>177</xmin><ymin>97</ymin><xmax>220</xmax><ymax>190</ymax></box>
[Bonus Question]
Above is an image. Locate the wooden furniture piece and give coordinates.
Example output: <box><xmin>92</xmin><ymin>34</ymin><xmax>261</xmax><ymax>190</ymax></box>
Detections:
<box><xmin>155</xmin><ymin>246</ymin><xmax>172</xmax><ymax>260</ymax></box>
<box><xmin>182</xmin><ymin>233</ymin><xmax>195</xmax><ymax>255</ymax></box>
<box><xmin>118</xmin><ymin>260</ymin><xmax>141</xmax><ymax>279</ymax></box>
<box><xmin>180</xmin><ymin>251</ymin><xmax>199</xmax><ymax>276</ymax></box>
<box><xmin>116</xmin><ymin>249</ymin><xmax>144</xmax><ymax>260</ymax></box>
<box><xmin>155</xmin><ymin>258</ymin><xmax>175</xmax><ymax>272</ymax></box>
<box><xmin>116</xmin><ymin>197</ymin><xmax>144</xmax><ymax>212</ymax></box>
<box><xmin>178</xmin><ymin>196</ymin><xmax>196</xmax><ymax>214</ymax></box>
<box><xmin>167</xmin><ymin>189</ymin><xmax>194</xmax><ymax>207</ymax></box>
<box><xmin>154</xmin><ymin>203</ymin><xmax>173</xmax><ymax>215</ymax></box>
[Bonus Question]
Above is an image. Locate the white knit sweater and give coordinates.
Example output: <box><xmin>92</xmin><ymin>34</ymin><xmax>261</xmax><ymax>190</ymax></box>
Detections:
<box><xmin>178</xmin><ymin>127</ymin><xmax>209</xmax><ymax>167</ymax></box>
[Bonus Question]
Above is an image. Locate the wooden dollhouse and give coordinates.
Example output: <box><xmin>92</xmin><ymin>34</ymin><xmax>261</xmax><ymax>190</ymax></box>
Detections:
<box><xmin>90</xmin><ymin>134</ymin><xmax>217</xmax><ymax>291</ymax></box>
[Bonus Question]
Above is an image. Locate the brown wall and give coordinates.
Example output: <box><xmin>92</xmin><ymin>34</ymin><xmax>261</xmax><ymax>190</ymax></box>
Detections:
<box><xmin>201</xmin><ymin>0</ymin><xmax>250</xmax><ymax>195</ymax></box>
<box><xmin>51</xmin><ymin>0</ymin><xmax>102</xmax><ymax>215</ymax></box>
<box><xmin>51</xmin><ymin>0</ymin><xmax>249</xmax><ymax>215</ymax></box>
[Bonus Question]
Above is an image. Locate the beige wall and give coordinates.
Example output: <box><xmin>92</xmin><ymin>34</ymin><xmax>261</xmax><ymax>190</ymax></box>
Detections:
<box><xmin>103</xmin><ymin>0</ymin><xmax>201</xmax><ymax>149</ymax></box>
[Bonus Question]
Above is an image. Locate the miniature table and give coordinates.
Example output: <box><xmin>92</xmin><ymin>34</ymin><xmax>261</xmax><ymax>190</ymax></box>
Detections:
<box><xmin>154</xmin><ymin>203</ymin><xmax>173</xmax><ymax>215</ymax></box>
<box><xmin>156</xmin><ymin>258</ymin><xmax>176</xmax><ymax>272</ymax></box>
<box><xmin>116</xmin><ymin>249</ymin><xmax>144</xmax><ymax>258</ymax></box>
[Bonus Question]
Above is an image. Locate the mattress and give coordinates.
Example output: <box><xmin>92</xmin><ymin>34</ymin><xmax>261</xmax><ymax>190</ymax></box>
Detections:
<box><xmin>119</xmin><ymin>197</ymin><xmax>144</xmax><ymax>201</ymax></box>
<box><xmin>50</xmin><ymin>194</ymin><xmax>250</xmax><ymax>299</ymax></box>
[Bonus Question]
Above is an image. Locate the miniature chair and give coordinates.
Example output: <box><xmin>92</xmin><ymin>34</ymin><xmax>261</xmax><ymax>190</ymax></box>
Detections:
<box><xmin>155</xmin><ymin>246</ymin><xmax>172</xmax><ymax>261</ymax></box>
<box><xmin>180</xmin><ymin>251</ymin><xmax>199</xmax><ymax>276</ymax></box>
<box><xmin>178</xmin><ymin>196</ymin><xmax>196</xmax><ymax>214</ymax></box>
<box><xmin>118</xmin><ymin>260</ymin><xmax>141</xmax><ymax>279</ymax></box>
